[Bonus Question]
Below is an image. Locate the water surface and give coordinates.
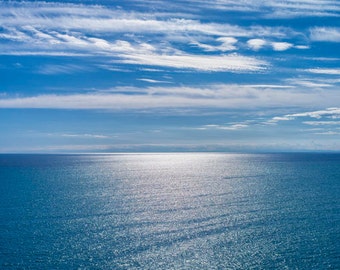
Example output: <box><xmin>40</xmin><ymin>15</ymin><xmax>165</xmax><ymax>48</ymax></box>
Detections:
<box><xmin>0</xmin><ymin>153</ymin><xmax>339</xmax><ymax>269</ymax></box>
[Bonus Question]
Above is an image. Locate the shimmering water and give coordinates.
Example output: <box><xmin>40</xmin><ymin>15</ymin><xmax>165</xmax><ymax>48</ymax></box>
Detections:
<box><xmin>0</xmin><ymin>153</ymin><xmax>339</xmax><ymax>269</ymax></box>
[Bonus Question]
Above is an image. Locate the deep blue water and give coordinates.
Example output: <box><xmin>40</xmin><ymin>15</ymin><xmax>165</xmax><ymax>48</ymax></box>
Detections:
<box><xmin>0</xmin><ymin>153</ymin><xmax>339</xmax><ymax>269</ymax></box>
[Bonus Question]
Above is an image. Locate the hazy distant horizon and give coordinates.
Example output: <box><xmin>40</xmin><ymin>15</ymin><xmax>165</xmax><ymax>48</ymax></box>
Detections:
<box><xmin>1</xmin><ymin>149</ymin><xmax>340</xmax><ymax>155</ymax></box>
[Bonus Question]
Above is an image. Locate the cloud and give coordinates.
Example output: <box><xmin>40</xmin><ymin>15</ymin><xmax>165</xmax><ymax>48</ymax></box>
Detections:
<box><xmin>200</xmin><ymin>123</ymin><xmax>249</xmax><ymax>131</ymax></box>
<box><xmin>1</xmin><ymin>28</ymin><xmax>266</xmax><ymax>72</ymax></box>
<box><xmin>137</xmin><ymin>78</ymin><xmax>171</xmax><ymax>83</ymax></box>
<box><xmin>121</xmin><ymin>53</ymin><xmax>267</xmax><ymax>71</ymax></box>
<box><xmin>1</xmin><ymin>85</ymin><xmax>339</xmax><ymax>110</ymax></box>
<box><xmin>37</xmin><ymin>64</ymin><xmax>90</xmax><ymax>75</ymax></box>
<box><xmin>294</xmin><ymin>45</ymin><xmax>309</xmax><ymax>49</ymax></box>
<box><xmin>138</xmin><ymin>0</ymin><xmax>340</xmax><ymax>18</ymax></box>
<box><xmin>303</xmin><ymin>121</ymin><xmax>340</xmax><ymax>126</ymax></box>
<box><xmin>0</xmin><ymin>1</ymin><xmax>303</xmax><ymax>59</ymax></box>
<box><xmin>247</xmin><ymin>39</ymin><xmax>298</xmax><ymax>51</ymax></box>
<box><xmin>310</xmin><ymin>27</ymin><xmax>340</xmax><ymax>42</ymax></box>
<box><xmin>306</xmin><ymin>68</ymin><xmax>340</xmax><ymax>75</ymax></box>
<box><xmin>247</xmin><ymin>39</ymin><xmax>267</xmax><ymax>51</ymax></box>
<box><xmin>261</xmin><ymin>108</ymin><xmax>340</xmax><ymax>139</ymax></box>
<box><xmin>289</xmin><ymin>108</ymin><xmax>340</xmax><ymax>118</ymax></box>
<box><xmin>13</xmin><ymin>144</ymin><xmax>114</xmax><ymax>153</ymax></box>
<box><xmin>217</xmin><ymin>37</ymin><xmax>238</xmax><ymax>50</ymax></box>
<box><xmin>193</xmin><ymin>37</ymin><xmax>238</xmax><ymax>52</ymax></box>
<box><xmin>1</xmin><ymin>1</ymin><xmax>279</xmax><ymax>73</ymax></box>
<box><xmin>314</xmin><ymin>131</ymin><xmax>340</xmax><ymax>135</ymax></box>
<box><xmin>271</xmin><ymin>42</ymin><xmax>293</xmax><ymax>51</ymax></box>
<box><xmin>0</xmin><ymin>0</ymin><xmax>314</xmax><ymax>79</ymax></box>
<box><xmin>59</xmin><ymin>133</ymin><xmax>110</xmax><ymax>139</ymax></box>
<box><xmin>285</xmin><ymin>78</ymin><xmax>334</xmax><ymax>88</ymax></box>
<box><xmin>267</xmin><ymin>116</ymin><xmax>294</xmax><ymax>123</ymax></box>
<box><xmin>267</xmin><ymin>108</ymin><xmax>340</xmax><ymax>125</ymax></box>
<box><xmin>0</xmin><ymin>2</ymin><xmax>295</xmax><ymax>38</ymax></box>
<box><xmin>263</xmin><ymin>0</ymin><xmax>340</xmax><ymax>18</ymax></box>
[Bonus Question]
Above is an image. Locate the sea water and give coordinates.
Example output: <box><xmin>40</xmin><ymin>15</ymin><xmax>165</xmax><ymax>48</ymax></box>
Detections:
<box><xmin>0</xmin><ymin>153</ymin><xmax>339</xmax><ymax>269</ymax></box>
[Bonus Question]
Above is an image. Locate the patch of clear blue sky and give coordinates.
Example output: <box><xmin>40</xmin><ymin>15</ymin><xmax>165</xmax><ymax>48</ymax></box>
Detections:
<box><xmin>0</xmin><ymin>0</ymin><xmax>340</xmax><ymax>152</ymax></box>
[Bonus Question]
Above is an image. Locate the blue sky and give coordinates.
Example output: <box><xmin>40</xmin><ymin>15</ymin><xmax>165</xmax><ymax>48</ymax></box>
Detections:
<box><xmin>0</xmin><ymin>0</ymin><xmax>340</xmax><ymax>152</ymax></box>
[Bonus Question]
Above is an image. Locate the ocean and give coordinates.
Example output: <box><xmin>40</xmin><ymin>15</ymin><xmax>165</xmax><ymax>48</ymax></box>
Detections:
<box><xmin>0</xmin><ymin>153</ymin><xmax>339</xmax><ymax>269</ymax></box>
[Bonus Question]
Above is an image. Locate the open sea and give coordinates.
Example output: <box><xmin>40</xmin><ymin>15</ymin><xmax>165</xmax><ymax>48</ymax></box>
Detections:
<box><xmin>0</xmin><ymin>153</ymin><xmax>339</xmax><ymax>269</ymax></box>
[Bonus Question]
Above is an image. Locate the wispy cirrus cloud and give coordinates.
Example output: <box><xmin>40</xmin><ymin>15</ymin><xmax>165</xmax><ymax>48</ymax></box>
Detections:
<box><xmin>120</xmin><ymin>53</ymin><xmax>267</xmax><ymax>72</ymax></box>
<box><xmin>0</xmin><ymin>1</ymin><xmax>307</xmax><ymax>62</ymax></box>
<box><xmin>137</xmin><ymin>78</ymin><xmax>172</xmax><ymax>84</ymax></box>
<box><xmin>59</xmin><ymin>133</ymin><xmax>110</xmax><ymax>139</ymax></box>
<box><xmin>285</xmin><ymin>78</ymin><xmax>335</xmax><ymax>88</ymax></box>
<box><xmin>1</xmin><ymin>2</ymin><xmax>277</xmax><ymax>73</ymax></box>
<box><xmin>192</xmin><ymin>37</ymin><xmax>238</xmax><ymax>52</ymax></box>
<box><xmin>36</xmin><ymin>64</ymin><xmax>91</xmax><ymax>75</ymax></box>
<box><xmin>1</xmin><ymin>27</ymin><xmax>268</xmax><ymax>72</ymax></box>
<box><xmin>314</xmin><ymin>131</ymin><xmax>340</xmax><ymax>135</ymax></box>
<box><xmin>265</xmin><ymin>0</ymin><xmax>340</xmax><ymax>18</ymax></box>
<box><xmin>134</xmin><ymin>0</ymin><xmax>340</xmax><ymax>18</ymax></box>
<box><xmin>0</xmin><ymin>2</ymin><xmax>297</xmax><ymax>37</ymax></box>
<box><xmin>310</xmin><ymin>27</ymin><xmax>340</xmax><ymax>42</ymax></box>
<box><xmin>0</xmin><ymin>85</ymin><xmax>339</xmax><ymax>110</ymax></box>
<box><xmin>196</xmin><ymin>123</ymin><xmax>249</xmax><ymax>131</ymax></box>
<box><xmin>303</xmin><ymin>121</ymin><xmax>340</xmax><ymax>126</ymax></box>
<box><xmin>267</xmin><ymin>108</ymin><xmax>340</xmax><ymax>125</ymax></box>
<box><xmin>306</xmin><ymin>68</ymin><xmax>340</xmax><ymax>75</ymax></box>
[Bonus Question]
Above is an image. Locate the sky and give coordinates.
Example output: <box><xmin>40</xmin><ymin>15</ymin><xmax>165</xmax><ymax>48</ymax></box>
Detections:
<box><xmin>0</xmin><ymin>0</ymin><xmax>340</xmax><ymax>153</ymax></box>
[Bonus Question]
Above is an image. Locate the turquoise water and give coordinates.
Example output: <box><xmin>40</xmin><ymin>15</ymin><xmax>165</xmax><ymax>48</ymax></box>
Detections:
<box><xmin>1</xmin><ymin>153</ymin><xmax>339</xmax><ymax>269</ymax></box>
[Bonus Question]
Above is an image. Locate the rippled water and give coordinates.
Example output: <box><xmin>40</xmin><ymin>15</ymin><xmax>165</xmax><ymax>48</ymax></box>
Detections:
<box><xmin>1</xmin><ymin>153</ymin><xmax>339</xmax><ymax>269</ymax></box>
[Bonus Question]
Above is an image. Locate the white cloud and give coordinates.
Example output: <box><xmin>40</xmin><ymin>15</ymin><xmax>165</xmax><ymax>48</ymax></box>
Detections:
<box><xmin>0</xmin><ymin>27</ymin><xmax>31</xmax><ymax>42</ymax></box>
<box><xmin>267</xmin><ymin>108</ymin><xmax>340</xmax><ymax>125</ymax></box>
<box><xmin>0</xmin><ymin>3</ymin><xmax>294</xmax><ymax>38</ymax></box>
<box><xmin>59</xmin><ymin>133</ymin><xmax>110</xmax><ymax>139</ymax></box>
<box><xmin>289</xmin><ymin>108</ymin><xmax>340</xmax><ymax>118</ymax></box>
<box><xmin>0</xmin><ymin>0</ymin><xmax>313</xmax><ymax>78</ymax></box>
<box><xmin>294</xmin><ymin>45</ymin><xmax>309</xmax><ymax>49</ymax></box>
<box><xmin>217</xmin><ymin>37</ymin><xmax>238</xmax><ymax>51</ymax></box>
<box><xmin>1</xmin><ymin>3</ymin><xmax>278</xmax><ymax>73</ymax></box>
<box><xmin>303</xmin><ymin>121</ymin><xmax>340</xmax><ymax>126</ymax></box>
<box><xmin>220</xmin><ymin>124</ymin><xmax>249</xmax><ymax>130</ymax></box>
<box><xmin>121</xmin><ymin>53</ymin><xmax>267</xmax><ymax>71</ymax></box>
<box><xmin>134</xmin><ymin>0</ymin><xmax>340</xmax><ymax>18</ymax></box>
<box><xmin>247</xmin><ymin>39</ymin><xmax>298</xmax><ymax>52</ymax></box>
<box><xmin>286</xmin><ymin>78</ymin><xmax>333</xmax><ymax>88</ymax></box>
<box><xmin>1</xmin><ymin>86</ymin><xmax>339</xmax><ymax>110</ymax></box>
<box><xmin>137</xmin><ymin>78</ymin><xmax>171</xmax><ymax>83</ymax></box>
<box><xmin>268</xmin><ymin>116</ymin><xmax>294</xmax><ymax>123</ymax></box>
<box><xmin>271</xmin><ymin>42</ymin><xmax>293</xmax><ymax>51</ymax></box>
<box><xmin>306</xmin><ymin>68</ymin><xmax>340</xmax><ymax>75</ymax></box>
<box><xmin>220</xmin><ymin>1</ymin><xmax>335</xmax><ymax>15</ymax></box>
<box><xmin>201</xmin><ymin>123</ymin><xmax>248</xmax><ymax>130</ymax></box>
<box><xmin>247</xmin><ymin>39</ymin><xmax>267</xmax><ymax>50</ymax></box>
<box><xmin>0</xmin><ymin>1</ymin><xmax>302</xmax><ymax>59</ymax></box>
<box><xmin>37</xmin><ymin>64</ymin><xmax>90</xmax><ymax>75</ymax></box>
<box><xmin>314</xmin><ymin>131</ymin><xmax>340</xmax><ymax>135</ymax></box>
<box><xmin>310</xmin><ymin>27</ymin><xmax>340</xmax><ymax>42</ymax></box>
<box><xmin>194</xmin><ymin>37</ymin><xmax>238</xmax><ymax>52</ymax></box>
<box><xmin>7</xmin><ymin>30</ymin><xmax>269</xmax><ymax>72</ymax></box>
